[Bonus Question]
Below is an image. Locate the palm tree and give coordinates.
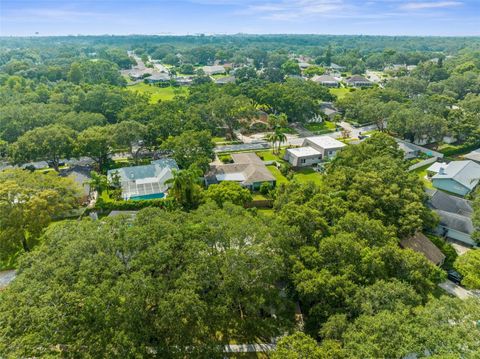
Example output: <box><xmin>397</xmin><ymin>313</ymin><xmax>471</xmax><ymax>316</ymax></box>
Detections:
<box><xmin>166</xmin><ymin>168</ymin><xmax>202</xmax><ymax>210</ymax></box>
<box><xmin>265</xmin><ymin>132</ymin><xmax>278</xmax><ymax>154</ymax></box>
<box><xmin>275</xmin><ymin>129</ymin><xmax>287</xmax><ymax>155</ymax></box>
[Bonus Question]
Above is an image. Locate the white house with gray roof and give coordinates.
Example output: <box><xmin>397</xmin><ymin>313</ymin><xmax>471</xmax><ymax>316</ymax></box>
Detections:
<box><xmin>107</xmin><ymin>159</ymin><xmax>178</xmax><ymax>200</ymax></box>
<box><xmin>311</xmin><ymin>75</ymin><xmax>339</xmax><ymax>87</ymax></box>
<box><xmin>431</xmin><ymin>160</ymin><xmax>480</xmax><ymax>196</ymax></box>
<box><xmin>284</xmin><ymin>136</ymin><xmax>346</xmax><ymax>167</ymax></box>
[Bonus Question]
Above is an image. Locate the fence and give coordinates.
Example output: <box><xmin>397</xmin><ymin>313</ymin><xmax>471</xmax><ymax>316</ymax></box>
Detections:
<box><xmin>408</xmin><ymin>156</ymin><xmax>438</xmax><ymax>172</ymax></box>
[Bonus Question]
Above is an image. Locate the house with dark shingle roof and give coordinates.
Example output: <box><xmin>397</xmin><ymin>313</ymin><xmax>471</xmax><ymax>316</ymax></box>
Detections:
<box><xmin>345</xmin><ymin>75</ymin><xmax>372</xmax><ymax>88</ymax></box>
<box><xmin>311</xmin><ymin>75</ymin><xmax>339</xmax><ymax>88</ymax></box>
<box><xmin>426</xmin><ymin>189</ymin><xmax>476</xmax><ymax>246</ymax></box>
<box><xmin>400</xmin><ymin>232</ymin><xmax>445</xmax><ymax>266</ymax></box>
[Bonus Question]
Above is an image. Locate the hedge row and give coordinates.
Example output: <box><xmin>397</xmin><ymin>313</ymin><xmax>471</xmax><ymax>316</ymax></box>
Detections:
<box><xmin>95</xmin><ymin>197</ymin><xmax>177</xmax><ymax>211</ymax></box>
<box><xmin>440</xmin><ymin>142</ymin><xmax>480</xmax><ymax>157</ymax></box>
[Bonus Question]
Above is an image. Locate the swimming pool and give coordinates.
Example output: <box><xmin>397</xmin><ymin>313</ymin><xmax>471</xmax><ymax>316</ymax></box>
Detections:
<box><xmin>130</xmin><ymin>193</ymin><xmax>166</xmax><ymax>201</ymax></box>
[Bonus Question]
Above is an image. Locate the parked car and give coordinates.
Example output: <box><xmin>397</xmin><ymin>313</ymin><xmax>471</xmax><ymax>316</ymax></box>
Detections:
<box><xmin>447</xmin><ymin>269</ymin><xmax>463</xmax><ymax>284</ymax></box>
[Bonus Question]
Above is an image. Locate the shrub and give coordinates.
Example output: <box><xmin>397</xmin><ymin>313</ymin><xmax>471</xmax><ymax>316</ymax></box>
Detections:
<box><xmin>428</xmin><ymin>235</ymin><xmax>458</xmax><ymax>269</ymax></box>
<box><xmin>95</xmin><ymin>197</ymin><xmax>177</xmax><ymax>211</ymax></box>
<box><xmin>219</xmin><ymin>154</ymin><xmax>233</xmax><ymax>163</ymax></box>
<box><xmin>259</xmin><ymin>182</ymin><xmax>272</xmax><ymax>196</ymax></box>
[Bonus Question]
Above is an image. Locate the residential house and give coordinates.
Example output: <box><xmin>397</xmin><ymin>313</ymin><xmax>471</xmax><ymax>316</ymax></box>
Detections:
<box><xmin>464</xmin><ymin>148</ymin><xmax>480</xmax><ymax>163</ymax></box>
<box><xmin>426</xmin><ymin>161</ymin><xmax>448</xmax><ymax>176</ymax></box>
<box><xmin>107</xmin><ymin>158</ymin><xmax>178</xmax><ymax>200</ymax></box>
<box><xmin>215</xmin><ymin>76</ymin><xmax>236</xmax><ymax>85</ymax></box>
<box><xmin>175</xmin><ymin>76</ymin><xmax>194</xmax><ymax>86</ymax></box>
<box><xmin>311</xmin><ymin>74</ymin><xmax>339</xmax><ymax>88</ymax></box>
<box><xmin>397</xmin><ymin>141</ymin><xmax>420</xmax><ymax>159</ymax></box>
<box><xmin>320</xmin><ymin>102</ymin><xmax>340</xmax><ymax>120</ymax></box>
<box><xmin>146</xmin><ymin>73</ymin><xmax>171</xmax><ymax>83</ymax></box>
<box><xmin>202</xmin><ymin>65</ymin><xmax>226</xmax><ymax>76</ymax></box>
<box><xmin>284</xmin><ymin>136</ymin><xmax>346</xmax><ymax>167</ymax></box>
<box><xmin>345</xmin><ymin>75</ymin><xmax>372</xmax><ymax>88</ymax></box>
<box><xmin>431</xmin><ymin>160</ymin><xmax>480</xmax><ymax>196</ymax></box>
<box><xmin>328</xmin><ymin>63</ymin><xmax>345</xmax><ymax>71</ymax></box>
<box><xmin>205</xmin><ymin>153</ymin><xmax>275</xmax><ymax>190</ymax></box>
<box><xmin>427</xmin><ymin>189</ymin><xmax>476</xmax><ymax>246</ymax></box>
<box><xmin>400</xmin><ymin>232</ymin><xmax>446</xmax><ymax>266</ymax></box>
<box><xmin>298</xmin><ymin>61</ymin><xmax>311</xmax><ymax>69</ymax></box>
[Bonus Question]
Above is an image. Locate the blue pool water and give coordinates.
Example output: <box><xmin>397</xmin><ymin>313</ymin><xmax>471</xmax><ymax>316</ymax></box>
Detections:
<box><xmin>131</xmin><ymin>193</ymin><xmax>166</xmax><ymax>201</ymax></box>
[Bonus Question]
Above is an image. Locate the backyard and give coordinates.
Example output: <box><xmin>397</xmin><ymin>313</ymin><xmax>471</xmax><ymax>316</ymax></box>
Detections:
<box><xmin>330</xmin><ymin>87</ymin><xmax>351</xmax><ymax>99</ymax></box>
<box><xmin>127</xmin><ymin>83</ymin><xmax>188</xmax><ymax>103</ymax></box>
<box><xmin>304</xmin><ymin>121</ymin><xmax>337</xmax><ymax>134</ymax></box>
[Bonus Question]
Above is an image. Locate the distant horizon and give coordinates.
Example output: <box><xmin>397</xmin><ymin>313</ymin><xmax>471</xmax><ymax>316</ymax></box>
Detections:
<box><xmin>1</xmin><ymin>0</ymin><xmax>479</xmax><ymax>37</ymax></box>
<box><xmin>1</xmin><ymin>33</ymin><xmax>480</xmax><ymax>38</ymax></box>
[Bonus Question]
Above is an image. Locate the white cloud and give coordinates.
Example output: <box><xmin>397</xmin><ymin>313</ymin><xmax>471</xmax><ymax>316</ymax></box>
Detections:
<box><xmin>401</xmin><ymin>1</ymin><xmax>463</xmax><ymax>10</ymax></box>
<box><xmin>245</xmin><ymin>0</ymin><xmax>345</xmax><ymax>20</ymax></box>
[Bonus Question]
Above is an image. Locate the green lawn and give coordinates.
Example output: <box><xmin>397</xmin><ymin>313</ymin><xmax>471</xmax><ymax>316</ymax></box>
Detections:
<box><xmin>267</xmin><ymin>165</ymin><xmax>289</xmax><ymax>184</ymax></box>
<box><xmin>412</xmin><ymin>165</ymin><xmax>434</xmax><ymax>189</ymax></box>
<box><xmin>293</xmin><ymin>168</ymin><xmax>323</xmax><ymax>185</ymax></box>
<box><xmin>305</xmin><ymin>121</ymin><xmax>337</xmax><ymax>134</ymax></box>
<box><xmin>256</xmin><ymin>150</ymin><xmax>286</xmax><ymax>163</ymax></box>
<box><xmin>330</xmin><ymin>87</ymin><xmax>351</xmax><ymax>99</ymax></box>
<box><xmin>127</xmin><ymin>83</ymin><xmax>188</xmax><ymax>103</ymax></box>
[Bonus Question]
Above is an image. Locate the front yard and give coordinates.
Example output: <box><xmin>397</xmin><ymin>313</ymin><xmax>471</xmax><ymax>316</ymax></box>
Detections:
<box><xmin>304</xmin><ymin>121</ymin><xmax>337</xmax><ymax>135</ymax></box>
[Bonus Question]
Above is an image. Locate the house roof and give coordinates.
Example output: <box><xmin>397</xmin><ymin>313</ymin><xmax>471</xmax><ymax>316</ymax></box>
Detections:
<box><xmin>203</xmin><ymin>65</ymin><xmax>226</xmax><ymax>74</ymax></box>
<box><xmin>107</xmin><ymin>159</ymin><xmax>178</xmax><ymax>199</ymax></box>
<box><xmin>287</xmin><ymin>146</ymin><xmax>321</xmax><ymax>157</ymax></box>
<box><xmin>346</xmin><ymin>75</ymin><xmax>371</xmax><ymax>83</ymax></box>
<box><xmin>147</xmin><ymin>73</ymin><xmax>170</xmax><ymax>81</ymax></box>
<box><xmin>304</xmin><ymin>136</ymin><xmax>346</xmax><ymax>150</ymax></box>
<box><xmin>464</xmin><ymin>148</ymin><xmax>480</xmax><ymax>162</ymax></box>
<box><xmin>311</xmin><ymin>75</ymin><xmax>338</xmax><ymax>83</ymax></box>
<box><xmin>400</xmin><ymin>232</ymin><xmax>445</xmax><ymax>266</ymax></box>
<box><xmin>208</xmin><ymin>153</ymin><xmax>275</xmax><ymax>186</ymax></box>
<box><xmin>436</xmin><ymin>210</ymin><xmax>474</xmax><ymax>234</ymax></box>
<box><xmin>432</xmin><ymin>160</ymin><xmax>480</xmax><ymax>191</ymax></box>
<box><xmin>427</xmin><ymin>189</ymin><xmax>473</xmax><ymax>217</ymax></box>
<box><xmin>397</xmin><ymin>142</ymin><xmax>418</xmax><ymax>154</ymax></box>
<box><xmin>426</xmin><ymin>162</ymin><xmax>448</xmax><ymax>174</ymax></box>
<box><xmin>329</xmin><ymin>63</ymin><xmax>345</xmax><ymax>69</ymax></box>
<box><xmin>215</xmin><ymin>76</ymin><xmax>236</xmax><ymax>84</ymax></box>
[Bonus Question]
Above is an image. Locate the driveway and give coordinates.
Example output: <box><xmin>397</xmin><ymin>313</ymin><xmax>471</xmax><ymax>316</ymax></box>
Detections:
<box><xmin>439</xmin><ymin>280</ymin><xmax>474</xmax><ymax>299</ymax></box>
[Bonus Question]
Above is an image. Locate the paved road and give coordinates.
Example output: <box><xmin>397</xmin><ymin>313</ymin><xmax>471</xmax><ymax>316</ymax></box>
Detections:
<box><xmin>439</xmin><ymin>280</ymin><xmax>474</xmax><ymax>299</ymax></box>
<box><xmin>224</xmin><ymin>343</ymin><xmax>275</xmax><ymax>353</ymax></box>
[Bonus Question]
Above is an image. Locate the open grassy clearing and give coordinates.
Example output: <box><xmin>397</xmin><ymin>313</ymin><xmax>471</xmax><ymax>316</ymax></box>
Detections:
<box><xmin>329</xmin><ymin>87</ymin><xmax>351</xmax><ymax>99</ymax></box>
<box><xmin>127</xmin><ymin>83</ymin><xmax>188</xmax><ymax>103</ymax></box>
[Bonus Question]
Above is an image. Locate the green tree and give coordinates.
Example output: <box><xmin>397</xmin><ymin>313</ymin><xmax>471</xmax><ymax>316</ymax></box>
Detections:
<box><xmin>0</xmin><ymin>204</ymin><xmax>291</xmax><ymax>357</ymax></box>
<box><xmin>161</xmin><ymin>130</ymin><xmax>215</xmax><ymax>171</ymax></box>
<box><xmin>166</xmin><ymin>168</ymin><xmax>203</xmax><ymax>210</ymax></box>
<box><xmin>204</xmin><ymin>181</ymin><xmax>252</xmax><ymax>208</ymax></box>
<box><xmin>0</xmin><ymin>169</ymin><xmax>80</xmax><ymax>260</ymax></box>
<box><xmin>112</xmin><ymin>120</ymin><xmax>147</xmax><ymax>162</ymax></box>
<box><xmin>281</xmin><ymin>60</ymin><xmax>301</xmax><ymax>76</ymax></box>
<box><xmin>208</xmin><ymin>95</ymin><xmax>256</xmax><ymax>140</ymax></box>
<box><xmin>10</xmin><ymin>124</ymin><xmax>76</xmax><ymax>171</ymax></box>
<box><xmin>76</xmin><ymin>126</ymin><xmax>114</xmax><ymax>171</ymax></box>
<box><xmin>454</xmin><ymin>250</ymin><xmax>480</xmax><ymax>289</ymax></box>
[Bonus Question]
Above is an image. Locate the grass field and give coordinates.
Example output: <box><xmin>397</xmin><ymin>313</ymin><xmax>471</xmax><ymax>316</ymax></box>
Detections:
<box><xmin>330</xmin><ymin>87</ymin><xmax>351</xmax><ymax>99</ymax></box>
<box><xmin>127</xmin><ymin>83</ymin><xmax>188</xmax><ymax>103</ymax></box>
<box><xmin>267</xmin><ymin>165</ymin><xmax>289</xmax><ymax>184</ymax></box>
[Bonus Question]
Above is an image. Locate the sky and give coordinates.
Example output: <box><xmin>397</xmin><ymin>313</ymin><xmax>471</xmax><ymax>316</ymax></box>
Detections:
<box><xmin>0</xmin><ymin>0</ymin><xmax>479</xmax><ymax>37</ymax></box>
